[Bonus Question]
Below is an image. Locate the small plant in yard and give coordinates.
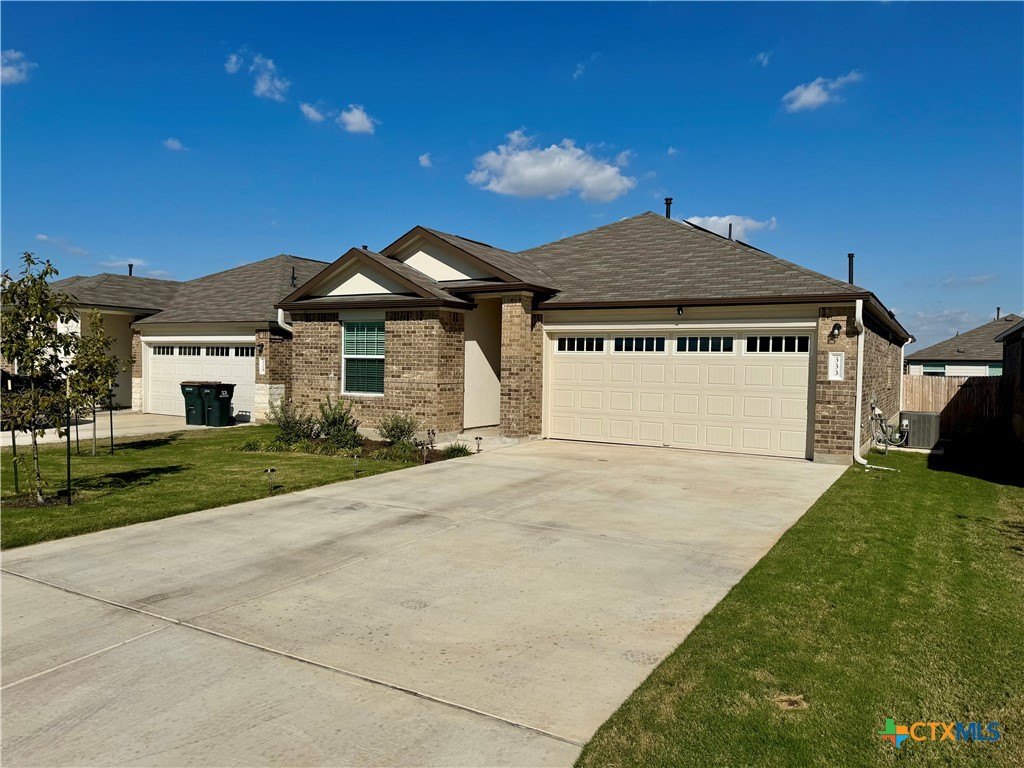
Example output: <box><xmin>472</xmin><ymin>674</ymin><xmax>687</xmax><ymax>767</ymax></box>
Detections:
<box><xmin>317</xmin><ymin>396</ymin><xmax>363</xmax><ymax>450</ymax></box>
<box><xmin>267</xmin><ymin>398</ymin><xmax>318</xmax><ymax>445</ymax></box>
<box><xmin>378</xmin><ymin>413</ymin><xmax>419</xmax><ymax>445</ymax></box>
<box><xmin>238</xmin><ymin>436</ymin><xmax>266</xmax><ymax>452</ymax></box>
<box><xmin>439</xmin><ymin>442</ymin><xmax>473</xmax><ymax>459</ymax></box>
<box><xmin>369</xmin><ymin>441</ymin><xmax>421</xmax><ymax>464</ymax></box>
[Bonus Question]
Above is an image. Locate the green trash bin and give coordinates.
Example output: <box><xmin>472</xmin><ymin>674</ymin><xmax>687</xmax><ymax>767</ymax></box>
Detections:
<box><xmin>202</xmin><ymin>383</ymin><xmax>236</xmax><ymax>427</ymax></box>
<box><xmin>180</xmin><ymin>382</ymin><xmax>206</xmax><ymax>425</ymax></box>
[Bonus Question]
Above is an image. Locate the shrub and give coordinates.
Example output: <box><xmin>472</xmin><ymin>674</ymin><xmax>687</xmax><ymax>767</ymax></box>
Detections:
<box><xmin>440</xmin><ymin>442</ymin><xmax>474</xmax><ymax>460</ymax></box>
<box><xmin>268</xmin><ymin>399</ymin><xmax>318</xmax><ymax>445</ymax></box>
<box><xmin>239</xmin><ymin>436</ymin><xmax>266</xmax><ymax>452</ymax></box>
<box><xmin>369</xmin><ymin>442</ymin><xmax>421</xmax><ymax>464</ymax></box>
<box><xmin>318</xmin><ymin>396</ymin><xmax>363</xmax><ymax>450</ymax></box>
<box><xmin>378</xmin><ymin>413</ymin><xmax>419</xmax><ymax>445</ymax></box>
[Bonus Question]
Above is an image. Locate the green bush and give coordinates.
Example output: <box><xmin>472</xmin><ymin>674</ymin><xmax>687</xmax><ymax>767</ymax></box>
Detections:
<box><xmin>238</xmin><ymin>436</ymin><xmax>266</xmax><ymax>452</ymax></box>
<box><xmin>440</xmin><ymin>442</ymin><xmax>473</xmax><ymax>459</ymax></box>
<box><xmin>369</xmin><ymin>442</ymin><xmax>421</xmax><ymax>464</ymax></box>
<box><xmin>378</xmin><ymin>413</ymin><xmax>419</xmax><ymax>445</ymax></box>
<box><xmin>318</xmin><ymin>396</ymin><xmax>363</xmax><ymax>450</ymax></box>
<box><xmin>268</xmin><ymin>399</ymin><xmax>318</xmax><ymax>445</ymax></box>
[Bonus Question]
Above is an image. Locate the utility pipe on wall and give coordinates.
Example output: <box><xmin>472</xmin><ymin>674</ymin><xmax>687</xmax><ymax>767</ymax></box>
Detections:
<box><xmin>852</xmin><ymin>299</ymin><xmax>868</xmax><ymax>467</ymax></box>
<box><xmin>276</xmin><ymin>308</ymin><xmax>293</xmax><ymax>334</ymax></box>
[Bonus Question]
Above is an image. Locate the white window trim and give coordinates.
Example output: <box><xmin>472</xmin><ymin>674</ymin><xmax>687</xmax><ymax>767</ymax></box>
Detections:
<box><xmin>342</xmin><ymin>321</ymin><xmax>385</xmax><ymax>398</ymax></box>
<box><xmin>673</xmin><ymin>335</ymin><xmax>737</xmax><ymax>354</ymax></box>
<box><xmin>611</xmin><ymin>335</ymin><xmax>668</xmax><ymax>354</ymax></box>
<box><xmin>554</xmin><ymin>336</ymin><xmax>608</xmax><ymax>354</ymax></box>
<box><xmin>742</xmin><ymin>334</ymin><xmax>812</xmax><ymax>355</ymax></box>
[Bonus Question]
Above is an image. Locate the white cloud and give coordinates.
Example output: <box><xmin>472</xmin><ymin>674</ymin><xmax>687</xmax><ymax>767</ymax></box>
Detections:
<box><xmin>299</xmin><ymin>102</ymin><xmax>325</xmax><ymax>122</ymax></box>
<box><xmin>685</xmin><ymin>214</ymin><xmax>778</xmax><ymax>241</ymax></box>
<box><xmin>1</xmin><ymin>49</ymin><xmax>37</xmax><ymax>85</ymax></box>
<box><xmin>941</xmin><ymin>273</ymin><xmax>998</xmax><ymax>287</ymax></box>
<box><xmin>754</xmin><ymin>51</ymin><xmax>772</xmax><ymax>68</ymax></box>
<box><xmin>572</xmin><ymin>52</ymin><xmax>600</xmax><ymax>80</ymax></box>
<box><xmin>35</xmin><ymin>233</ymin><xmax>88</xmax><ymax>257</ymax></box>
<box><xmin>783</xmin><ymin>70</ymin><xmax>863</xmax><ymax>112</ymax></box>
<box><xmin>100</xmin><ymin>258</ymin><xmax>146</xmax><ymax>269</ymax></box>
<box><xmin>163</xmin><ymin>137</ymin><xmax>186</xmax><ymax>151</ymax></box>
<box><xmin>615</xmin><ymin>150</ymin><xmax>634</xmax><ymax>168</ymax></box>
<box><xmin>249</xmin><ymin>55</ymin><xmax>290</xmax><ymax>101</ymax></box>
<box><xmin>337</xmin><ymin>104</ymin><xmax>377</xmax><ymax>134</ymax></box>
<box><xmin>467</xmin><ymin>129</ymin><xmax>637</xmax><ymax>203</ymax></box>
<box><xmin>224</xmin><ymin>53</ymin><xmax>242</xmax><ymax>74</ymax></box>
<box><xmin>667</xmin><ymin>146</ymin><xmax>678</xmax><ymax>156</ymax></box>
<box><xmin>418</xmin><ymin>153</ymin><xmax>433</xmax><ymax>168</ymax></box>
<box><xmin>904</xmin><ymin>308</ymin><xmax>983</xmax><ymax>350</ymax></box>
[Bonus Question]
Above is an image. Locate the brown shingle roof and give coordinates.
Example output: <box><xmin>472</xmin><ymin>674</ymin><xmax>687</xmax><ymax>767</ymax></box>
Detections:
<box><xmin>52</xmin><ymin>273</ymin><xmax>182</xmax><ymax>312</ymax></box>
<box><xmin>906</xmin><ymin>313</ymin><xmax>1022</xmax><ymax>362</ymax></box>
<box><xmin>135</xmin><ymin>255</ymin><xmax>329</xmax><ymax>325</ymax></box>
<box><xmin>519</xmin><ymin>212</ymin><xmax>862</xmax><ymax>306</ymax></box>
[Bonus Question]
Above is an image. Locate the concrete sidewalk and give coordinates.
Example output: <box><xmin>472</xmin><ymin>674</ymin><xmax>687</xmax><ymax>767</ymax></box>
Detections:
<box><xmin>3</xmin><ymin>411</ymin><xmax>254</xmax><ymax>449</ymax></box>
<box><xmin>1</xmin><ymin>440</ymin><xmax>845</xmax><ymax>767</ymax></box>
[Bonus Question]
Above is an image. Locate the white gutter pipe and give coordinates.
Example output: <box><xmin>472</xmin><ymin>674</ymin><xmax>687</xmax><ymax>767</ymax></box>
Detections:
<box><xmin>852</xmin><ymin>299</ymin><xmax>868</xmax><ymax>466</ymax></box>
<box><xmin>277</xmin><ymin>308</ymin><xmax>293</xmax><ymax>334</ymax></box>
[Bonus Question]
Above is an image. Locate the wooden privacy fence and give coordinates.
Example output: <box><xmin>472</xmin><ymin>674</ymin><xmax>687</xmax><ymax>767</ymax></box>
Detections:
<box><xmin>902</xmin><ymin>375</ymin><xmax>1004</xmax><ymax>434</ymax></box>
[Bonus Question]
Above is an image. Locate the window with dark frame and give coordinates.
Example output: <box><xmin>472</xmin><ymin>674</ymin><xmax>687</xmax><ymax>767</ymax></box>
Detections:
<box><xmin>177</xmin><ymin>346</ymin><xmax>201</xmax><ymax>356</ymax></box>
<box><xmin>745</xmin><ymin>335</ymin><xmax>811</xmax><ymax>353</ymax></box>
<box><xmin>343</xmin><ymin>321</ymin><xmax>385</xmax><ymax>395</ymax></box>
<box><xmin>612</xmin><ymin>336</ymin><xmax>666</xmax><ymax>353</ymax></box>
<box><xmin>675</xmin><ymin>336</ymin><xmax>735</xmax><ymax>353</ymax></box>
<box><xmin>556</xmin><ymin>336</ymin><xmax>606</xmax><ymax>353</ymax></box>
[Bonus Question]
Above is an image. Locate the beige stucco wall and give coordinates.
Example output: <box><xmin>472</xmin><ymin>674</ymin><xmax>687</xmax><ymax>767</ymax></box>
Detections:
<box><xmin>463</xmin><ymin>298</ymin><xmax>502</xmax><ymax>428</ymax></box>
<box><xmin>81</xmin><ymin>311</ymin><xmax>135</xmax><ymax>407</ymax></box>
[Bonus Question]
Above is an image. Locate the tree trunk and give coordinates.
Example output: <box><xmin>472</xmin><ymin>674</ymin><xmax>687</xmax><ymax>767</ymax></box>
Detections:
<box><xmin>29</xmin><ymin>379</ymin><xmax>43</xmax><ymax>503</ymax></box>
<box><xmin>75</xmin><ymin>411</ymin><xmax>80</xmax><ymax>454</ymax></box>
<box><xmin>11</xmin><ymin>428</ymin><xmax>20</xmax><ymax>495</ymax></box>
<box><xmin>91</xmin><ymin>404</ymin><xmax>97</xmax><ymax>456</ymax></box>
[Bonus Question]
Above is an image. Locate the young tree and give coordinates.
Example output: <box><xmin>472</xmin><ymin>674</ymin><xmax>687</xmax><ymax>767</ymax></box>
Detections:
<box><xmin>0</xmin><ymin>253</ymin><xmax>78</xmax><ymax>502</ymax></box>
<box><xmin>70</xmin><ymin>309</ymin><xmax>131</xmax><ymax>455</ymax></box>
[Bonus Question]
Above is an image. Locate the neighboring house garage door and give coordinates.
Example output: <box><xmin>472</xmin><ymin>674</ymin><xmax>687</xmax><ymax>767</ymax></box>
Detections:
<box><xmin>144</xmin><ymin>343</ymin><xmax>257</xmax><ymax>421</ymax></box>
<box><xmin>545</xmin><ymin>330</ymin><xmax>814</xmax><ymax>459</ymax></box>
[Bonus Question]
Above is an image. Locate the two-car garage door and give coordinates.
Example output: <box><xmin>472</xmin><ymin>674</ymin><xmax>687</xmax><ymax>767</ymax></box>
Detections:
<box><xmin>545</xmin><ymin>329</ymin><xmax>814</xmax><ymax>459</ymax></box>
<box><xmin>145</xmin><ymin>343</ymin><xmax>257</xmax><ymax>420</ymax></box>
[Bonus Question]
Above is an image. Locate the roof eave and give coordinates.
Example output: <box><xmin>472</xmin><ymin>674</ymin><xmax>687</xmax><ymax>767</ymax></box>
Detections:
<box><xmin>276</xmin><ymin>297</ymin><xmax>470</xmax><ymax>312</ymax></box>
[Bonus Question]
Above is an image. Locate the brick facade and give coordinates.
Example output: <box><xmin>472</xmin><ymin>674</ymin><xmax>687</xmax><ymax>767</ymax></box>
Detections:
<box><xmin>254</xmin><ymin>328</ymin><xmax>292</xmax><ymax>420</ymax></box>
<box><xmin>290</xmin><ymin>310</ymin><xmax>465</xmax><ymax>434</ymax></box>
<box><xmin>814</xmin><ymin>305</ymin><xmax>905</xmax><ymax>461</ymax></box>
<box><xmin>500</xmin><ymin>295</ymin><xmax>543</xmax><ymax>438</ymax></box>
<box><xmin>861</xmin><ymin>316</ymin><xmax>904</xmax><ymax>448</ymax></box>
<box><xmin>131</xmin><ymin>329</ymin><xmax>143</xmax><ymax>411</ymax></box>
<box><xmin>814</xmin><ymin>306</ymin><xmax>859</xmax><ymax>460</ymax></box>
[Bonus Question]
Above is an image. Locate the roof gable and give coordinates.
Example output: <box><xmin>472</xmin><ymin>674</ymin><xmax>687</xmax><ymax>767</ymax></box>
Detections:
<box><xmin>906</xmin><ymin>313</ymin><xmax>1022</xmax><ymax>361</ymax></box>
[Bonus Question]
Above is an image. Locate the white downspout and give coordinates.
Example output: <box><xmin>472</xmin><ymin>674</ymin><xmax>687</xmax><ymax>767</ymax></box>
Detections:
<box><xmin>277</xmin><ymin>308</ymin><xmax>293</xmax><ymax>335</ymax></box>
<box><xmin>852</xmin><ymin>299</ymin><xmax>867</xmax><ymax>466</ymax></box>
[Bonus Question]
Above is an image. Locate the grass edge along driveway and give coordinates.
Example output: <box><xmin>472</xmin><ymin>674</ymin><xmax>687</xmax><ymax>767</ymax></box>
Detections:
<box><xmin>576</xmin><ymin>444</ymin><xmax>1024</xmax><ymax>768</ymax></box>
<box><xmin>1</xmin><ymin>425</ymin><xmax>413</xmax><ymax>549</ymax></box>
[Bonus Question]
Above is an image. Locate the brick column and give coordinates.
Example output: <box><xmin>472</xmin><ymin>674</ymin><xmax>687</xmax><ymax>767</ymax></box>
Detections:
<box><xmin>254</xmin><ymin>328</ymin><xmax>292</xmax><ymax>421</ymax></box>
<box><xmin>500</xmin><ymin>294</ymin><xmax>543</xmax><ymax>438</ymax></box>
<box><xmin>291</xmin><ymin>320</ymin><xmax>341</xmax><ymax>412</ymax></box>
<box><xmin>813</xmin><ymin>306</ymin><xmax>859</xmax><ymax>462</ymax></box>
<box><xmin>131</xmin><ymin>330</ymin><xmax>143</xmax><ymax>412</ymax></box>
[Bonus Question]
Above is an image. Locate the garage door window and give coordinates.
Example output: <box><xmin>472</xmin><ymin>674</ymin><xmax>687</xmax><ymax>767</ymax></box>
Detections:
<box><xmin>613</xmin><ymin>336</ymin><xmax>666</xmax><ymax>353</ymax></box>
<box><xmin>556</xmin><ymin>337</ymin><xmax>605</xmax><ymax>352</ymax></box>
<box><xmin>343</xmin><ymin>321</ymin><xmax>385</xmax><ymax>395</ymax></box>
<box><xmin>152</xmin><ymin>346</ymin><xmax>174</xmax><ymax>356</ymax></box>
<box><xmin>178</xmin><ymin>346</ymin><xmax>201</xmax><ymax>356</ymax></box>
<box><xmin>676</xmin><ymin>336</ymin><xmax>734</xmax><ymax>353</ymax></box>
<box><xmin>745</xmin><ymin>335</ymin><xmax>810</xmax><ymax>353</ymax></box>
<box><xmin>205</xmin><ymin>346</ymin><xmax>230</xmax><ymax>357</ymax></box>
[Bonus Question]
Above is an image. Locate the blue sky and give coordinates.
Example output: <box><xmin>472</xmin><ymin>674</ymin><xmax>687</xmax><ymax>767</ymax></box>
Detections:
<box><xmin>2</xmin><ymin>2</ymin><xmax>1021</xmax><ymax>349</ymax></box>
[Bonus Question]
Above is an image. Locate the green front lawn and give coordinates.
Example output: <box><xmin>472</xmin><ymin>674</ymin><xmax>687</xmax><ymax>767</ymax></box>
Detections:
<box><xmin>1</xmin><ymin>425</ymin><xmax>414</xmax><ymax>549</ymax></box>
<box><xmin>578</xmin><ymin>441</ymin><xmax>1024</xmax><ymax>767</ymax></box>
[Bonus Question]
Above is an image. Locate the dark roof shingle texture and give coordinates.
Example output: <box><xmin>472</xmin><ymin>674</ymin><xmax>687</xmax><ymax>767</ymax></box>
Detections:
<box><xmin>906</xmin><ymin>314</ymin><xmax>1022</xmax><ymax>362</ymax></box>
<box><xmin>52</xmin><ymin>273</ymin><xmax>182</xmax><ymax>312</ymax></box>
<box><xmin>518</xmin><ymin>212</ymin><xmax>861</xmax><ymax>306</ymax></box>
<box><xmin>134</xmin><ymin>255</ymin><xmax>329</xmax><ymax>324</ymax></box>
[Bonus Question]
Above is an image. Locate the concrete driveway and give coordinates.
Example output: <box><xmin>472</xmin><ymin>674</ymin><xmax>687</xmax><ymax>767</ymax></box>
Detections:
<box><xmin>1</xmin><ymin>440</ymin><xmax>845</xmax><ymax>767</ymax></box>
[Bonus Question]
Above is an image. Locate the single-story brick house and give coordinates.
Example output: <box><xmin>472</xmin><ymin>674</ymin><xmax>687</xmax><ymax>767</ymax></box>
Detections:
<box><xmin>905</xmin><ymin>312</ymin><xmax>1020</xmax><ymax>377</ymax></box>
<box><xmin>994</xmin><ymin>316</ymin><xmax>1024</xmax><ymax>441</ymax></box>
<box><xmin>269</xmin><ymin>211</ymin><xmax>909</xmax><ymax>463</ymax></box>
<box><xmin>47</xmin><ymin>211</ymin><xmax>909</xmax><ymax>463</ymax></box>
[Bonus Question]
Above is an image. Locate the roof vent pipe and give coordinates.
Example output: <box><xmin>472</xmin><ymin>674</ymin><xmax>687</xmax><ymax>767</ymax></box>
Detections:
<box><xmin>291</xmin><ymin>266</ymin><xmax>297</xmax><ymax>287</ymax></box>
<box><xmin>996</xmin><ymin>306</ymin><xmax>1001</xmax><ymax>320</ymax></box>
<box><xmin>664</xmin><ymin>197</ymin><xmax>672</xmax><ymax>218</ymax></box>
<box><xmin>847</xmin><ymin>253</ymin><xmax>855</xmax><ymax>284</ymax></box>
<box><xmin>128</xmin><ymin>263</ymin><xmax>134</xmax><ymax>277</ymax></box>
<box><xmin>728</xmin><ymin>223</ymin><xmax>733</xmax><ymax>240</ymax></box>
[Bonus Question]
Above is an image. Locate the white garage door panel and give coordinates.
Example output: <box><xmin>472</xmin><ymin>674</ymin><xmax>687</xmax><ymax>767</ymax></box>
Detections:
<box><xmin>145</xmin><ymin>344</ymin><xmax>256</xmax><ymax>420</ymax></box>
<box><xmin>546</xmin><ymin>335</ymin><xmax>811</xmax><ymax>459</ymax></box>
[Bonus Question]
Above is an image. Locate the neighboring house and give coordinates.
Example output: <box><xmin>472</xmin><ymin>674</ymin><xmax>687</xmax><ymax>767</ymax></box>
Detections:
<box><xmin>905</xmin><ymin>313</ymin><xmax>1020</xmax><ymax>377</ymax></box>
<box><xmin>53</xmin><ymin>256</ymin><xmax>327</xmax><ymax>420</ymax></box>
<box><xmin>50</xmin><ymin>273</ymin><xmax>182</xmax><ymax>407</ymax></box>
<box><xmin>274</xmin><ymin>212</ymin><xmax>910</xmax><ymax>463</ymax></box>
<box><xmin>994</xmin><ymin>316</ymin><xmax>1024</xmax><ymax>441</ymax></box>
